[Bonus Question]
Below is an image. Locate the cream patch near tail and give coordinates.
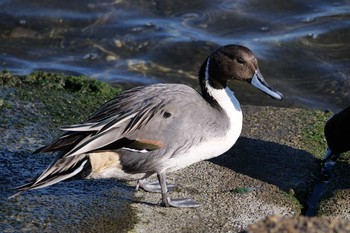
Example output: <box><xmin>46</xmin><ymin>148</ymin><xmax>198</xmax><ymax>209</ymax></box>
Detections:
<box><xmin>87</xmin><ymin>151</ymin><xmax>146</xmax><ymax>180</ymax></box>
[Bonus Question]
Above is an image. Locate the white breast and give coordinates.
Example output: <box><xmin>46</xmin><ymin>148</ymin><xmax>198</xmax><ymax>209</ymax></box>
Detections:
<box><xmin>165</xmin><ymin>85</ymin><xmax>243</xmax><ymax>173</ymax></box>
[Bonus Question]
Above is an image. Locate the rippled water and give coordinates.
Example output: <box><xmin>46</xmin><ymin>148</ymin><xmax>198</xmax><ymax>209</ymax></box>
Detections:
<box><xmin>0</xmin><ymin>0</ymin><xmax>349</xmax><ymax>111</ymax></box>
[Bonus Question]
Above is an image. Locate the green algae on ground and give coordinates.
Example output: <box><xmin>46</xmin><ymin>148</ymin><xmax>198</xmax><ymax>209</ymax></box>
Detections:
<box><xmin>283</xmin><ymin>188</ymin><xmax>304</xmax><ymax>212</ymax></box>
<box><xmin>0</xmin><ymin>71</ymin><xmax>122</xmax><ymax>126</ymax></box>
<box><xmin>230</xmin><ymin>187</ymin><xmax>256</xmax><ymax>194</ymax></box>
<box><xmin>0</xmin><ymin>98</ymin><xmax>12</xmax><ymax>109</ymax></box>
<box><xmin>298</xmin><ymin>109</ymin><xmax>333</xmax><ymax>159</ymax></box>
<box><xmin>0</xmin><ymin>70</ymin><xmax>116</xmax><ymax>94</ymax></box>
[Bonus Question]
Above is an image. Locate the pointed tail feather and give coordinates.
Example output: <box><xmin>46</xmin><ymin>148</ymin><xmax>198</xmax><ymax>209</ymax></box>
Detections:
<box><xmin>33</xmin><ymin>131</ymin><xmax>91</xmax><ymax>154</ymax></box>
<box><xmin>10</xmin><ymin>154</ymin><xmax>92</xmax><ymax>198</ymax></box>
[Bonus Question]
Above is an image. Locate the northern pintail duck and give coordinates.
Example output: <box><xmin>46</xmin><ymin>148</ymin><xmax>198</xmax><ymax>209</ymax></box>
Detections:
<box><xmin>323</xmin><ymin>106</ymin><xmax>350</xmax><ymax>163</ymax></box>
<box><xmin>12</xmin><ymin>44</ymin><xmax>283</xmax><ymax>207</ymax></box>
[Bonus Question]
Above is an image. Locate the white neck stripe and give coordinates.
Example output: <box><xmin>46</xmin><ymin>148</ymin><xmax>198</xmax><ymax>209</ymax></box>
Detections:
<box><xmin>205</xmin><ymin>57</ymin><xmax>210</xmax><ymax>81</ymax></box>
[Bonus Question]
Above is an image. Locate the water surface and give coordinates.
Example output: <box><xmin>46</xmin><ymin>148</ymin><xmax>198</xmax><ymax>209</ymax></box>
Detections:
<box><xmin>0</xmin><ymin>0</ymin><xmax>349</xmax><ymax>110</ymax></box>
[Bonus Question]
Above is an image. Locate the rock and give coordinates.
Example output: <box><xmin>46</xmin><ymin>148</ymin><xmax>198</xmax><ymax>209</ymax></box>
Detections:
<box><xmin>243</xmin><ymin>215</ymin><xmax>350</xmax><ymax>233</ymax></box>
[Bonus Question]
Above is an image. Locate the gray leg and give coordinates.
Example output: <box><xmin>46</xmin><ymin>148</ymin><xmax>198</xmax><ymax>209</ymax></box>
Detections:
<box><xmin>136</xmin><ymin>179</ymin><xmax>177</xmax><ymax>193</ymax></box>
<box><xmin>157</xmin><ymin>172</ymin><xmax>200</xmax><ymax>208</ymax></box>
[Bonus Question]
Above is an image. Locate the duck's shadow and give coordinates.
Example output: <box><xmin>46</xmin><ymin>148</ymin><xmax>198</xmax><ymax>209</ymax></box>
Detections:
<box><xmin>210</xmin><ymin>137</ymin><xmax>321</xmax><ymax>202</ymax></box>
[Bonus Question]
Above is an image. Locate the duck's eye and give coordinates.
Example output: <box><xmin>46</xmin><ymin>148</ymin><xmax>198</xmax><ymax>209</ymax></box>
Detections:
<box><xmin>237</xmin><ymin>58</ymin><xmax>245</xmax><ymax>64</ymax></box>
